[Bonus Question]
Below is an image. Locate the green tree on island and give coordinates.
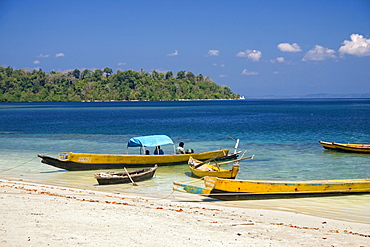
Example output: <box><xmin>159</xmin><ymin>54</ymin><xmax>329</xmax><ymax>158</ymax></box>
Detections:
<box><xmin>0</xmin><ymin>66</ymin><xmax>240</xmax><ymax>102</ymax></box>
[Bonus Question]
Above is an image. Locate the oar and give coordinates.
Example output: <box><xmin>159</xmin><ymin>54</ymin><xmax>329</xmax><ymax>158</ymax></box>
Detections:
<box><xmin>193</xmin><ymin>154</ymin><xmax>224</xmax><ymax>169</ymax></box>
<box><xmin>215</xmin><ymin>155</ymin><xmax>254</xmax><ymax>166</ymax></box>
<box><xmin>124</xmin><ymin>167</ymin><xmax>138</xmax><ymax>186</ymax></box>
<box><xmin>240</xmin><ymin>150</ymin><xmax>248</xmax><ymax>159</ymax></box>
<box><xmin>203</xmin><ymin>153</ymin><xmax>224</xmax><ymax>163</ymax></box>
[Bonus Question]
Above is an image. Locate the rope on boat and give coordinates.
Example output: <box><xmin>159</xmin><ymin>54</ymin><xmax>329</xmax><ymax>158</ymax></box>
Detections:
<box><xmin>0</xmin><ymin>156</ymin><xmax>38</xmax><ymax>173</ymax></box>
<box><xmin>159</xmin><ymin>189</ymin><xmax>176</xmax><ymax>199</ymax></box>
<box><xmin>151</xmin><ymin>178</ymin><xmax>203</xmax><ymax>200</ymax></box>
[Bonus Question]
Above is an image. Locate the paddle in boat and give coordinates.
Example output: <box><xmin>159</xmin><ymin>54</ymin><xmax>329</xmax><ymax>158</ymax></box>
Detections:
<box><xmin>319</xmin><ymin>141</ymin><xmax>370</xmax><ymax>153</ymax></box>
<box><xmin>173</xmin><ymin>176</ymin><xmax>370</xmax><ymax>200</ymax></box>
<box><xmin>94</xmin><ymin>165</ymin><xmax>158</xmax><ymax>185</ymax></box>
<box><xmin>38</xmin><ymin>135</ymin><xmax>231</xmax><ymax>170</ymax></box>
<box><xmin>188</xmin><ymin>154</ymin><xmax>254</xmax><ymax>179</ymax></box>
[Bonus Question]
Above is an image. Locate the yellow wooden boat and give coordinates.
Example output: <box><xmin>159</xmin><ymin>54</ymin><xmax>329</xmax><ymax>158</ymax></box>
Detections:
<box><xmin>38</xmin><ymin>135</ymin><xmax>230</xmax><ymax>170</ymax></box>
<box><xmin>319</xmin><ymin>141</ymin><xmax>370</xmax><ymax>153</ymax></box>
<box><xmin>188</xmin><ymin>156</ymin><xmax>240</xmax><ymax>179</ymax></box>
<box><xmin>174</xmin><ymin>176</ymin><xmax>370</xmax><ymax>200</ymax></box>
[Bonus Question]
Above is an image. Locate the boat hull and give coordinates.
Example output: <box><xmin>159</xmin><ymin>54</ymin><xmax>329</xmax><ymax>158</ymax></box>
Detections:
<box><xmin>94</xmin><ymin>165</ymin><xmax>157</xmax><ymax>185</ymax></box>
<box><xmin>173</xmin><ymin>177</ymin><xmax>370</xmax><ymax>200</ymax></box>
<box><xmin>206</xmin><ymin>176</ymin><xmax>370</xmax><ymax>194</ymax></box>
<box><xmin>319</xmin><ymin>141</ymin><xmax>370</xmax><ymax>153</ymax></box>
<box><xmin>319</xmin><ymin>141</ymin><xmax>337</xmax><ymax>150</ymax></box>
<box><xmin>38</xmin><ymin>149</ymin><xmax>229</xmax><ymax>171</ymax></box>
<box><xmin>331</xmin><ymin>142</ymin><xmax>370</xmax><ymax>153</ymax></box>
<box><xmin>189</xmin><ymin>164</ymin><xmax>239</xmax><ymax>179</ymax></box>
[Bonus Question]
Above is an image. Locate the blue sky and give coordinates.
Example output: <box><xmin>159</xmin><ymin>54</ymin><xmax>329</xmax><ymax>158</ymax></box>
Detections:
<box><xmin>1</xmin><ymin>0</ymin><xmax>369</xmax><ymax>97</ymax></box>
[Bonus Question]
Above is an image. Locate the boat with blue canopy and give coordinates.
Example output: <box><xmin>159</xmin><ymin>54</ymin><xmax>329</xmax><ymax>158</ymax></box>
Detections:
<box><xmin>127</xmin><ymin>135</ymin><xmax>175</xmax><ymax>154</ymax></box>
<box><xmin>38</xmin><ymin>135</ymin><xmax>231</xmax><ymax>171</ymax></box>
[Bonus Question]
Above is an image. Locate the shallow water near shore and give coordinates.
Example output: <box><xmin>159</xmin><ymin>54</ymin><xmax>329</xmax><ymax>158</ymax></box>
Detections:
<box><xmin>0</xmin><ymin>99</ymin><xmax>369</xmax><ymax>224</ymax></box>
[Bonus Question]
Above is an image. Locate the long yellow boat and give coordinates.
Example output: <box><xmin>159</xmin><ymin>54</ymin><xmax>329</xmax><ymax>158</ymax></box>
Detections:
<box><xmin>174</xmin><ymin>176</ymin><xmax>370</xmax><ymax>200</ymax></box>
<box><xmin>38</xmin><ymin>135</ymin><xmax>231</xmax><ymax>171</ymax></box>
<box><xmin>319</xmin><ymin>141</ymin><xmax>370</xmax><ymax>153</ymax></box>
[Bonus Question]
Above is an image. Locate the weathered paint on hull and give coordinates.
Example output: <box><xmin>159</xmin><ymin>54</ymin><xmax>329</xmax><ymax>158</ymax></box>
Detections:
<box><xmin>205</xmin><ymin>176</ymin><xmax>370</xmax><ymax>194</ymax></box>
<box><xmin>173</xmin><ymin>182</ymin><xmax>212</xmax><ymax>195</ymax></box>
<box><xmin>38</xmin><ymin>149</ymin><xmax>229</xmax><ymax>170</ymax></box>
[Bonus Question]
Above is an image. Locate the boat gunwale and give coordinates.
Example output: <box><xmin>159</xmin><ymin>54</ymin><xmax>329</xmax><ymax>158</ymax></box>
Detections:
<box><xmin>209</xmin><ymin>176</ymin><xmax>370</xmax><ymax>185</ymax></box>
<box><xmin>38</xmin><ymin>148</ymin><xmax>231</xmax><ymax>170</ymax></box>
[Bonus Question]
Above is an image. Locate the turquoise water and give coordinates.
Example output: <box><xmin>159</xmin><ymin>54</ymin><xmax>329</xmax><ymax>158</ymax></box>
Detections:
<box><xmin>0</xmin><ymin>99</ymin><xmax>369</xmax><ymax>223</ymax></box>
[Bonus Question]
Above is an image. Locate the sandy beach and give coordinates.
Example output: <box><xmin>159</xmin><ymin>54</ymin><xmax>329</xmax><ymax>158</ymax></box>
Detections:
<box><xmin>0</xmin><ymin>179</ymin><xmax>369</xmax><ymax>246</ymax></box>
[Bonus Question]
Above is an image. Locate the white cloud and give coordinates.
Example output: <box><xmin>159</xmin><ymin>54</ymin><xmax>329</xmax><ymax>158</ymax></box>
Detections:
<box><xmin>273</xmin><ymin>71</ymin><xmax>280</xmax><ymax>74</ymax></box>
<box><xmin>302</xmin><ymin>45</ymin><xmax>336</xmax><ymax>61</ymax></box>
<box><xmin>277</xmin><ymin>43</ymin><xmax>302</xmax><ymax>52</ymax></box>
<box><xmin>219</xmin><ymin>74</ymin><xmax>227</xmax><ymax>78</ymax></box>
<box><xmin>236</xmin><ymin>50</ymin><xmax>262</xmax><ymax>62</ymax></box>
<box><xmin>55</xmin><ymin>53</ymin><xmax>65</xmax><ymax>57</ymax></box>
<box><xmin>167</xmin><ymin>50</ymin><xmax>178</xmax><ymax>56</ymax></box>
<box><xmin>271</xmin><ymin>57</ymin><xmax>285</xmax><ymax>63</ymax></box>
<box><xmin>38</xmin><ymin>54</ymin><xmax>49</xmax><ymax>58</ymax></box>
<box><xmin>241</xmin><ymin>69</ymin><xmax>259</xmax><ymax>75</ymax></box>
<box><xmin>117</xmin><ymin>62</ymin><xmax>126</xmax><ymax>66</ymax></box>
<box><xmin>339</xmin><ymin>34</ymin><xmax>370</xmax><ymax>57</ymax></box>
<box><xmin>33</xmin><ymin>60</ymin><xmax>40</xmax><ymax>64</ymax></box>
<box><xmin>208</xmin><ymin>50</ymin><xmax>219</xmax><ymax>56</ymax></box>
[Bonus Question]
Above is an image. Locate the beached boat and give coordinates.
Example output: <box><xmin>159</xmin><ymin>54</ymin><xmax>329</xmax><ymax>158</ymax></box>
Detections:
<box><xmin>319</xmin><ymin>141</ymin><xmax>370</xmax><ymax>153</ymax></box>
<box><xmin>95</xmin><ymin>165</ymin><xmax>158</xmax><ymax>185</ymax></box>
<box><xmin>38</xmin><ymin>135</ymin><xmax>230</xmax><ymax>170</ymax></box>
<box><xmin>173</xmin><ymin>176</ymin><xmax>370</xmax><ymax>200</ymax></box>
<box><xmin>188</xmin><ymin>156</ymin><xmax>239</xmax><ymax>179</ymax></box>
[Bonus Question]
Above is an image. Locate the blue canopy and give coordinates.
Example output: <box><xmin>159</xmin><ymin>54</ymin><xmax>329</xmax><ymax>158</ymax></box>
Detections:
<box><xmin>127</xmin><ymin>135</ymin><xmax>174</xmax><ymax>147</ymax></box>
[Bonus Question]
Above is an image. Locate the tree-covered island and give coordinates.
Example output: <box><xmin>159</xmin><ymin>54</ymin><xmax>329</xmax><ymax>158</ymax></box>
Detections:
<box><xmin>0</xmin><ymin>66</ymin><xmax>240</xmax><ymax>102</ymax></box>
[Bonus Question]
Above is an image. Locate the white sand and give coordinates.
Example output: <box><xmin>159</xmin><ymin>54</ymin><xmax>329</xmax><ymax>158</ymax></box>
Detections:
<box><xmin>1</xmin><ymin>179</ymin><xmax>369</xmax><ymax>246</ymax></box>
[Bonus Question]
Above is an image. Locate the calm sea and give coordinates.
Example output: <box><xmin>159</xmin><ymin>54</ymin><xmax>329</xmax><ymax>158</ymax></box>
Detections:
<box><xmin>0</xmin><ymin>99</ymin><xmax>369</xmax><ymax>223</ymax></box>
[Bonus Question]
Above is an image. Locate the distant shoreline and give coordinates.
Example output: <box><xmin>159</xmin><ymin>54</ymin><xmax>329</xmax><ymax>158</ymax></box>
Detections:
<box><xmin>1</xmin><ymin>97</ymin><xmax>370</xmax><ymax>104</ymax></box>
<box><xmin>244</xmin><ymin>93</ymin><xmax>370</xmax><ymax>99</ymax></box>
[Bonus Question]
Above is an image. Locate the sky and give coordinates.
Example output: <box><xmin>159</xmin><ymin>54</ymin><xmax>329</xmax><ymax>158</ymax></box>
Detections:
<box><xmin>0</xmin><ymin>0</ymin><xmax>369</xmax><ymax>97</ymax></box>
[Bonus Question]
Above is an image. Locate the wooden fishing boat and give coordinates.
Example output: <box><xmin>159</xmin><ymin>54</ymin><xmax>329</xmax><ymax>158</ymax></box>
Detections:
<box><xmin>173</xmin><ymin>176</ymin><xmax>370</xmax><ymax>200</ymax></box>
<box><xmin>188</xmin><ymin>156</ymin><xmax>239</xmax><ymax>179</ymax></box>
<box><xmin>95</xmin><ymin>165</ymin><xmax>158</xmax><ymax>185</ymax></box>
<box><xmin>319</xmin><ymin>141</ymin><xmax>370</xmax><ymax>153</ymax></box>
<box><xmin>188</xmin><ymin>155</ymin><xmax>254</xmax><ymax>179</ymax></box>
<box><xmin>38</xmin><ymin>135</ymin><xmax>230</xmax><ymax>171</ymax></box>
